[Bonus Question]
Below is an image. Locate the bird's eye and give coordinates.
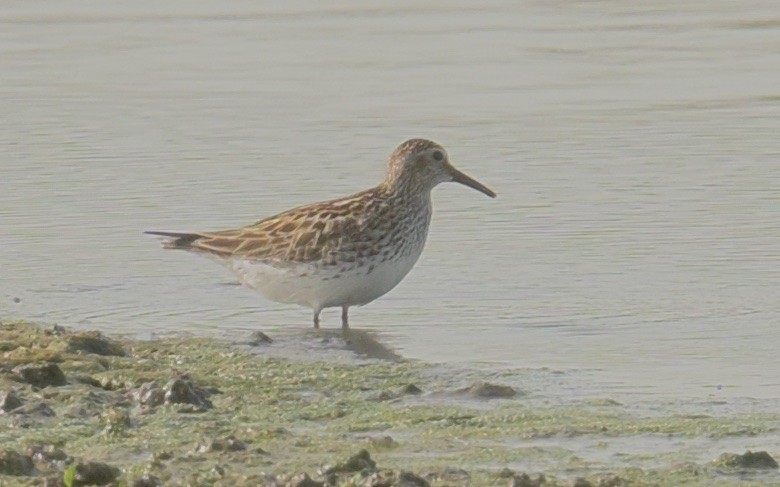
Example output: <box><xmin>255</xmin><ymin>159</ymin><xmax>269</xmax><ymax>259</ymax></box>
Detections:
<box><xmin>432</xmin><ymin>150</ymin><xmax>444</xmax><ymax>161</ymax></box>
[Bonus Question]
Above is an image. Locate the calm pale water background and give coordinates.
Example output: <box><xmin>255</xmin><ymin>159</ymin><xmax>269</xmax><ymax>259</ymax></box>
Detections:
<box><xmin>2</xmin><ymin>2</ymin><xmax>779</xmax><ymax>409</ymax></box>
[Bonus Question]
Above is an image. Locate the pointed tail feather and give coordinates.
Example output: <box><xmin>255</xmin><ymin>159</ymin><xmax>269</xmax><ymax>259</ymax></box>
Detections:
<box><xmin>144</xmin><ymin>231</ymin><xmax>203</xmax><ymax>250</ymax></box>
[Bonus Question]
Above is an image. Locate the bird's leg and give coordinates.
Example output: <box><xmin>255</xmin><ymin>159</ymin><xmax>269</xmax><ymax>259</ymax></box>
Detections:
<box><xmin>341</xmin><ymin>306</ymin><xmax>349</xmax><ymax>329</ymax></box>
<box><xmin>313</xmin><ymin>310</ymin><xmax>321</xmax><ymax>329</ymax></box>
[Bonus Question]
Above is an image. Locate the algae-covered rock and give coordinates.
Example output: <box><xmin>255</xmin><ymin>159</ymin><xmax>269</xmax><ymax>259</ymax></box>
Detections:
<box><xmin>369</xmin><ymin>385</ymin><xmax>419</xmax><ymax>402</ymax></box>
<box><xmin>429</xmin><ymin>467</ymin><xmax>470</xmax><ymax>484</ymax></box>
<box><xmin>509</xmin><ymin>472</ymin><xmax>547</xmax><ymax>487</ymax></box>
<box><xmin>73</xmin><ymin>375</ymin><xmax>104</xmax><ymax>389</ymax></box>
<box><xmin>101</xmin><ymin>407</ymin><xmax>131</xmax><ymax>435</ymax></box>
<box><xmin>360</xmin><ymin>470</ymin><xmax>430</xmax><ymax>487</ymax></box>
<box><xmin>66</xmin><ymin>331</ymin><xmax>125</xmax><ymax>357</ymax></box>
<box><xmin>26</xmin><ymin>444</ymin><xmax>70</xmax><ymax>467</ymax></box>
<box><xmin>72</xmin><ymin>460</ymin><xmax>121</xmax><ymax>486</ymax></box>
<box><xmin>594</xmin><ymin>474</ymin><xmax>624</xmax><ymax>487</ymax></box>
<box><xmin>285</xmin><ymin>472</ymin><xmax>324</xmax><ymax>487</ymax></box>
<box><xmin>714</xmin><ymin>450</ymin><xmax>778</xmax><ymax>469</ymax></box>
<box><xmin>46</xmin><ymin>324</ymin><xmax>68</xmax><ymax>336</ymax></box>
<box><xmin>459</xmin><ymin>380</ymin><xmax>517</xmax><ymax>398</ymax></box>
<box><xmin>323</xmin><ymin>449</ymin><xmax>377</xmax><ymax>474</ymax></box>
<box><xmin>163</xmin><ymin>375</ymin><xmax>213</xmax><ymax>410</ymax></box>
<box><xmin>247</xmin><ymin>330</ymin><xmax>273</xmax><ymax>346</ymax></box>
<box><xmin>364</xmin><ymin>435</ymin><xmax>397</xmax><ymax>449</ymax></box>
<box><xmin>12</xmin><ymin>362</ymin><xmax>67</xmax><ymax>387</ymax></box>
<box><xmin>0</xmin><ymin>449</ymin><xmax>34</xmax><ymax>476</ymax></box>
<box><xmin>129</xmin><ymin>381</ymin><xmax>165</xmax><ymax>408</ymax></box>
<box><xmin>372</xmin><ymin>389</ymin><xmax>398</xmax><ymax>401</ymax></box>
<box><xmin>570</xmin><ymin>477</ymin><xmax>593</xmax><ymax>487</ymax></box>
<box><xmin>194</xmin><ymin>435</ymin><xmax>249</xmax><ymax>453</ymax></box>
<box><xmin>12</xmin><ymin>401</ymin><xmax>56</xmax><ymax>417</ymax></box>
<box><xmin>0</xmin><ymin>389</ymin><xmax>23</xmax><ymax>412</ymax></box>
<box><xmin>398</xmin><ymin>470</ymin><xmax>430</xmax><ymax>487</ymax></box>
<box><xmin>130</xmin><ymin>474</ymin><xmax>161</xmax><ymax>487</ymax></box>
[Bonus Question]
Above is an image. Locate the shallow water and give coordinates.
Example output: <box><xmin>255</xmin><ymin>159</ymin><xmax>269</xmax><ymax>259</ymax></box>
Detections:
<box><xmin>2</xmin><ymin>0</ymin><xmax>779</xmax><ymax>412</ymax></box>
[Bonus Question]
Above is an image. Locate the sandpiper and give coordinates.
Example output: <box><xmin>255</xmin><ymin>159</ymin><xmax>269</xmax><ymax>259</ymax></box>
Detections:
<box><xmin>147</xmin><ymin>139</ymin><xmax>496</xmax><ymax>329</ymax></box>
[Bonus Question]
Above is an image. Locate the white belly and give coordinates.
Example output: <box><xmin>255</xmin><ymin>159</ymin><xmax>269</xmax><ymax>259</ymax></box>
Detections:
<box><xmin>213</xmin><ymin>247</ymin><xmax>423</xmax><ymax>311</ymax></box>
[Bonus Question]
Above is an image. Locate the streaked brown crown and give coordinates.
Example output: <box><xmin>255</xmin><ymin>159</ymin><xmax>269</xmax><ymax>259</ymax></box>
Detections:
<box><xmin>382</xmin><ymin>138</ymin><xmax>446</xmax><ymax>190</ymax></box>
<box><xmin>389</xmin><ymin>139</ymin><xmax>443</xmax><ymax>161</ymax></box>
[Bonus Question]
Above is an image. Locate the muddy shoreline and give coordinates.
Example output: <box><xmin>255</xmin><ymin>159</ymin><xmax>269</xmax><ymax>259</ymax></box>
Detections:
<box><xmin>0</xmin><ymin>321</ymin><xmax>777</xmax><ymax>486</ymax></box>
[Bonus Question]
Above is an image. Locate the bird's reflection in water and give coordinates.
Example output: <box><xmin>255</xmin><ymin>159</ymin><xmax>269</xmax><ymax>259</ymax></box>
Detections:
<box><xmin>304</xmin><ymin>328</ymin><xmax>403</xmax><ymax>362</ymax></box>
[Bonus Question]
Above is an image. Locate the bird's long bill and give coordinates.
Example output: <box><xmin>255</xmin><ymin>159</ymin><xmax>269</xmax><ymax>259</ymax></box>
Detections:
<box><xmin>450</xmin><ymin>166</ymin><xmax>497</xmax><ymax>198</ymax></box>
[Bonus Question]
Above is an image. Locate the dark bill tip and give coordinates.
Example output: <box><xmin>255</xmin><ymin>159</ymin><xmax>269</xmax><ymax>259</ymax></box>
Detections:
<box><xmin>450</xmin><ymin>167</ymin><xmax>497</xmax><ymax>198</ymax></box>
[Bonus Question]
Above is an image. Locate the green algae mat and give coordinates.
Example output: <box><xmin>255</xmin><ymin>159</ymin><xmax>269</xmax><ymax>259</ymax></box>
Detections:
<box><xmin>0</xmin><ymin>321</ymin><xmax>778</xmax><ymax>486</ymax></box>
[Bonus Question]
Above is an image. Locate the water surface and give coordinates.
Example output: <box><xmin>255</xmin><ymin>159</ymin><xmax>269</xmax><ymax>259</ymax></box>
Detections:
<box><xmin>2</xmin><ymin>1</ymin><xmax>779</xmax><ymax>410</ymax></box>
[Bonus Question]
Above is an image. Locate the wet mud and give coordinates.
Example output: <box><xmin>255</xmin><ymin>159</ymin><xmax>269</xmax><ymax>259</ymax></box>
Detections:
<box><xmin>0</xmin><ymin>321</ymin><xmax>778</xmax><ymax>486</ymax></box>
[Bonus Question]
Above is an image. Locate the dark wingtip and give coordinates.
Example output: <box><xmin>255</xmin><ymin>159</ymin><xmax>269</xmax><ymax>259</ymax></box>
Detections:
<box><xmin>145</xmin><ymin>231</ymin><xmax>201</xmax><ymax>249</ymax></box>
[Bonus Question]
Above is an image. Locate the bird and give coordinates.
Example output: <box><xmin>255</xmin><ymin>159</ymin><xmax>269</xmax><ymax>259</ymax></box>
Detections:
<box><xmin>146</xmin><ymin>138</ymin><xmax>496</xmax><ymax>329</ymax></box>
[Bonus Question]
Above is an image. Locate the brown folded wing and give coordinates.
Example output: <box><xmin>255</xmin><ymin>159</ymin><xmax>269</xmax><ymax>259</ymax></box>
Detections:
<box><xmin>148</xmin><ymin>188</ymin><xmax>382</xmax><ymax>264</ymax></box>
